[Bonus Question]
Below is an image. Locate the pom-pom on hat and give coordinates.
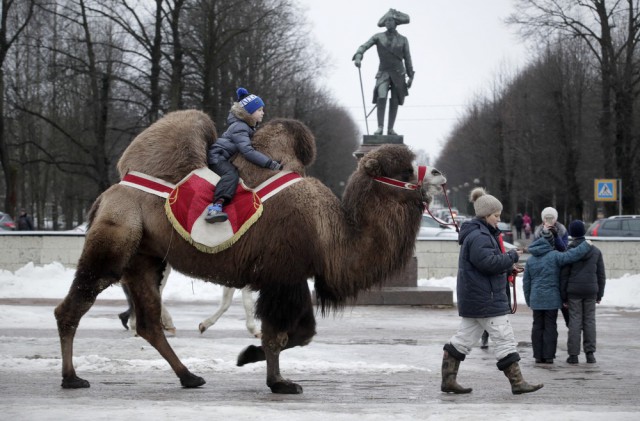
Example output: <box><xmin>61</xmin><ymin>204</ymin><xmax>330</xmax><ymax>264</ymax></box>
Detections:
<box><xmin>568</xmin><ymin>220</ymin><xmax>586</xmax><ymax>238</ymax></box>
<box><xmin>541</xmin><ymin>207</ymin><xmax>558</xmax><ymax>224</ymax></box>
<box><xmin>236</xmin><ymin>87</ymin><xmax>264</xmax><ymax>115</ymax></box>
<box><xmin>470</xmin><ymin>187</ymin><xmax>503</xmax><ymax>217</ymax></box>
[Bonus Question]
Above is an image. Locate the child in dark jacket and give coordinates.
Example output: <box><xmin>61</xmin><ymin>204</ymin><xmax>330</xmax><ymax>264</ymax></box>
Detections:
<box><xmin>560</xmin><ymin>220</ymin><xmax>606</xmax><ymax>364</ymax></box>
<box><xmin>205</xmin><ymin>87</ymin><xmax>282</xmax><ymax>223</ymax></box>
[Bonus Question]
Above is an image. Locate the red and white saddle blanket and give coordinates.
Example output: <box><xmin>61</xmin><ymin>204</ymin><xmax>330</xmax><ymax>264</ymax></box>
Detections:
<box><xmin>119</xmin><ymin>168</ymin><xmax>302</xmax><ymax>253</ymax></box>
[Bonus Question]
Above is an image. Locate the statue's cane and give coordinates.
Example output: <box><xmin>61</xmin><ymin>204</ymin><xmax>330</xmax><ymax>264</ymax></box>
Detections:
<box><xmin>357</xmin><ymin>66</ymin><xmax>370</xmax><ymax>135</ymax></box>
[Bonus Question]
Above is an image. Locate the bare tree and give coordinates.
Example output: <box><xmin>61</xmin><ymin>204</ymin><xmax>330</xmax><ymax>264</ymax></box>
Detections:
<box><xmin>0</xmin><ymin>0</ymin><xmax>36</xmax><ymax>216</ymax></box>
<box><xmin>508</xmin><ymin>0</ymin><xmax>640</xmax><ymax>213</ymax></box>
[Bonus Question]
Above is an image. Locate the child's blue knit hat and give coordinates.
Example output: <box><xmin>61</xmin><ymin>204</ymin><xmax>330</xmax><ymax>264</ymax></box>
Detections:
<box><xmin>237</xmin><ymin>87</ymin><xmax>264</xmax><ymax>114</ymax></box>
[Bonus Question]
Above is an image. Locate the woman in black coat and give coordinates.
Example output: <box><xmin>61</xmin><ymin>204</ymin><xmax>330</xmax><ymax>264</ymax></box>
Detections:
<box><xmin>441</xmin><ymin>188</ymin><xmax>543</xmax><ymax>395</ymax></box>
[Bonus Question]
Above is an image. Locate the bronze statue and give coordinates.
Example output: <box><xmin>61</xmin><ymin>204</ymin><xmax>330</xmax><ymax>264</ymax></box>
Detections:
<box><xmin>353</xmin><ymin>9</ymin><xmax>414</xmax><ymax>136</ymax></box>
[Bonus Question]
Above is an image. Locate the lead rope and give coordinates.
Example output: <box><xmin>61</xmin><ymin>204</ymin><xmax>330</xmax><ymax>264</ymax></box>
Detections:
<box><xmin>499</xmin><ymin>234</ymin><xmax>522</xmax><ymax>313</ymax></box>
<box><xmin>424</xmin><ymin>183</ymin><xmax>459</xmax><ymax>233</ymax></box>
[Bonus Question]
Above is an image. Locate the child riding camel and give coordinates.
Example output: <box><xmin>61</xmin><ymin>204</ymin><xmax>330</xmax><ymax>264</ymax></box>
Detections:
<box><xmin>206</xmin><ymin>87</ymin><xmax>282</xmax><ymax>223</ymax></box>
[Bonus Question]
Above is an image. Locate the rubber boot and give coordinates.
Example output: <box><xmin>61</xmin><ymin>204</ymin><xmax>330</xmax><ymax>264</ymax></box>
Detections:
<box><xmin>502</xmin><ymin>362</ymin><xmax>544</xmax><ymax>395</ymax></box>
<box><xmin>387</xmin><ymin>97</ymin><xmax>399</xmax><ymax>135</ymax></box>
<box><xmin>480</xmin><ymin>330</ymin><xmax>489</xmax><ymax>349</ymax></box>
<box><xmin>441</xmin><ymin>350</ymin><xmax>472</xmax><ymax>394</ymax></box>
<box><xmin>374</xmin><ymin>98</ymin><xmax>386</xmax><ymax>135</ymax></box>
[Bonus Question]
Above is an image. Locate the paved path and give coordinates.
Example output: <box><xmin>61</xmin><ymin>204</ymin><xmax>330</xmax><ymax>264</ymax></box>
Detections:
<box><xmin>1</xmin><ymin>299</ymin><xmax>638</xmax><ymax>420</ymax></box>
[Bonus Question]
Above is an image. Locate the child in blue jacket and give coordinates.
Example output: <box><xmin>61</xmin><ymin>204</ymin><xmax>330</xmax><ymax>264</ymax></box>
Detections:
<box><xmin>205</xmin><ymin>87</ymin><xmax>282</xmax><ymax>223</ymax></box>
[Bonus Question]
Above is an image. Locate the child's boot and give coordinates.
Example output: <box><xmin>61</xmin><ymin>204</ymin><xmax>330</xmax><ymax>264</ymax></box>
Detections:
<box><xmin>205</xmin><ymin>202</ymin><xmax>228</xmax><ymax>223</ymax></box>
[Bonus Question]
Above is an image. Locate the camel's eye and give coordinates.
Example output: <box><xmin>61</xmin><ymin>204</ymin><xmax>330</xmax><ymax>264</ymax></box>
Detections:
<box><xmin>399</xmin><ymin>169</ymin><xmax>413</xmax><ymax>182</ymax></box>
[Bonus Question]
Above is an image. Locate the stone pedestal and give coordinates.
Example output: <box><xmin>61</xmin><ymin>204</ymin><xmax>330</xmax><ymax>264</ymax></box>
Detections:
<box><xmin>353</xmin><ymin>134</ymin><xmax>404</xmax><ymax>159</ymax></box>
<box><xmin>355</xmin><ymin>257</ymin><xmax>453</xmax><ymax>306</ymax></box>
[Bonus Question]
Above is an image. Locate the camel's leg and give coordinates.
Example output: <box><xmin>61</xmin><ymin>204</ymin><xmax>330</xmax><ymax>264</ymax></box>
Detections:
<box><xmin>118</xmin><ymin>284</ymin><xmax>133</xmax><ymax>330</ymax></box>
<box><xmin>125</xmin><ymin>257</ymin><xmax>205</xmax><ymax>388</ymax></box>
<box><xmin>240</xmin><ymin>287</ymin><xmax>261</xmax><ymax>338</ymax></box>
<box><xmin>55</xmin><ymin>268</ymin><xmax>120</xmax><ymax>388</ymax></box>
<box><xmin>55</xmin><ymin>216</ymin><xmax>142</xmax><ymax>389</ymax></box>
<box><xmin>198</xmin><ymin>286</ymin><xmax>235</xmax><ymax>333</ymax></box>
<box><xmin>127</xmin><ymin>265</ymin><xmax>174</xmax><ymax>334</ymax></box>
<box><xmin>237</xmin><ymin>282</ymin><xmax>316</xmax><ymax>394</ymax></box>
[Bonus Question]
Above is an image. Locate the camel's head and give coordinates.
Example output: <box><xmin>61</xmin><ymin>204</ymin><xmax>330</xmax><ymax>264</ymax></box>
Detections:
<box><xmin>359</xmin><ymin>145</ymin><xmax>447</xmax><ymax>206</ymax></box>
<box><xmin>420</xmin><ymin>166</ymin><xmax>447</xmax><ymax>204</ymax></box>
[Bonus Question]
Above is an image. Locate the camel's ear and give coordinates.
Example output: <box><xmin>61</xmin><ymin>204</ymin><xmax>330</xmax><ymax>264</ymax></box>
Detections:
<box><xmin>360</xmin><ymin>156</ymin><xmax>382</xmax><ymax>177</ymax></box>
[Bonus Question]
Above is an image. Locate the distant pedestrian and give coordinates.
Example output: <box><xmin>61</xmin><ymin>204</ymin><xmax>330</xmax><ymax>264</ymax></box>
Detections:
<box><xmin>523</xmin><ymin>226</ymin><xmax>590</xmax><ymax>364</ymax></box>
<box><xmin>16</xmin><ymin>209</ymin><xmax>34</xmax><ymax>231</ymax></box>
<box><xmin>560</xmin><ymin>220</ymin><xmax>606</xmax><ymax>364</ymax></box>
<box><xmin>523</xmin><ymin>212</ymin><xmax>532</xmax><ymax>239</ymax></box>
<box><xmin>514</xmin><ymin>213</ymin><xmax>524</xmax><ymax>239</ymax></box>
<box><xmin>441</xmin><ymin>187</ymin><xmax>543</xmax><ymax>395</ymax></box>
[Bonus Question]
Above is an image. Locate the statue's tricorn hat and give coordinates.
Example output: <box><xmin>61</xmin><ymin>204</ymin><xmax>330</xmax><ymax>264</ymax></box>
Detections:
<box><xmin>377</xmin><ymin>9</ymin><xmax>410</xmax><ymax>27</ymax></box>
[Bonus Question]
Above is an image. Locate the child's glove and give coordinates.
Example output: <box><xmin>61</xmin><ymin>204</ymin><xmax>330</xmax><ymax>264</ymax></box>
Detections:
<box><xmin>267</xmin><ymin>160</ymin><xmax>282</xmax><ymax>170</ymax></box>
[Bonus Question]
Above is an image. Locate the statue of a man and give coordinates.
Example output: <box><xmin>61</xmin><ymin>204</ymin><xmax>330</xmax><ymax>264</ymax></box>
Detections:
<box><xmin>353</xmin><ymin>9</ymin><xmax>414</xmax><ymax>136</ymax></box>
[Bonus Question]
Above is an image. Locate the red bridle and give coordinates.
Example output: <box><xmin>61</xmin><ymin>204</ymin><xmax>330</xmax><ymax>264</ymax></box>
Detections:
<box><xmin>373</xmin><ymin>165</ymin><xmax>427</xmax><ymax>191</ymax></box>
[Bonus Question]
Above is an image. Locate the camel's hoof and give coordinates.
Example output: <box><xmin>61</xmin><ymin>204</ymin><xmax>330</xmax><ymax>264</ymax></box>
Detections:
<box><xmin>198</xmin><ymin>323</ymin><xmax>207</xmax><ymax>334</ymax></box>
<box><xmin>164</xmin><ymin>328</ymin><xmax>176</xmax><ymax>336</ymax></box>
<box><xmin>180</xmin><ymin>372</ymin><xmax>206</xmax><ymax>388</ymax></box>
<box><xmin>237</xmin><ymin>345</ymin><xmax>265</xmax><ymax>366</ymax></box>
<box><xmin>269</xmin><ymin>381</ymin><xmax>303</xmax><ymax>394</ymax></box>
<box><xmin>61</xmin><ymin>375</ymin><xmax>90</xmax><ymax>389</ymax></box>
<box><xmin>118</xmin><ymin>312</ymin><xmax>129</xmax><ymax>330</ymax></box>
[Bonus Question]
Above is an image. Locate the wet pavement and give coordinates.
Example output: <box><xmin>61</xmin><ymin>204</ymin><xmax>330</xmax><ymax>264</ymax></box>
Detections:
<box><xmin>1</xmin><ymin>298</ymin><xmax>639</xmax><ymax>419</ymax></box>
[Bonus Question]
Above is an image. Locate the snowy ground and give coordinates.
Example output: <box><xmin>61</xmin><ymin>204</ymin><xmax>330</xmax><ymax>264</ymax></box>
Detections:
<box><xmin>1</xmin><ymin>263</ymin><xmax>639</xmax><ymax>420</ymax></box>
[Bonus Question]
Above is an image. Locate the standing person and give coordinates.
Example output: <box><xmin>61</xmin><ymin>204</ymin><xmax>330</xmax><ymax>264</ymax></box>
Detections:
<box><xmin>522</xmin><ymin>212</ymin><xmax>532</xmax><ymax>239</ymax></box>
<box><xmin>205</xmin><ymin>87</ymin><xmax>282</xmax><ymax>223</ymax></box>
<box><xmin>514</xmin><ymin>213</ymin><xmax>524</xmax><ymax>240</ymax></box>
<box><xmin>352</xmin><ymin>8</ymin><xmax>414</xmax><ymax>136</ymax></box>
<box><xmin>441</xmin><ymin>188</ymin><xmax>543</xmax><ymax>395</ymax></box>
<box><xmin>16</xmin><ymin>209</ymin><xmax>34</xmax><ymax>231</ymax></box>
<box><xmin>534</xmin><ymin>207</ymin><xmax>568</xmax><ymax>251</ymax></box>
<box><xmin>523</xmin><ymin>226</ymin><xmax>591</xmax><ymax>364</ymax></box>
<box><xmin>560</xmin><ymin>220</ymin><xmax>606</xmax><ymax>364</ymax></box>
<box><xmin>533</xmin><ymin>206</ymin><xmax>571</xmax><ymax>326</ymax></box>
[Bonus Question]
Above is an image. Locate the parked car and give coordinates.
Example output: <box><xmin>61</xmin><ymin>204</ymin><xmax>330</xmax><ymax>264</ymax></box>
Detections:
<box><xmin>0</xmin><ymin>211</ymin><xmax>16</xmax><ymax>231</ymax></box>
<box><xmin>586</xmin><ymin>215</ymin><xmax>640</xmax><ymax>237</ymax></box>
<box><xmin>417</xmin><ymin>214</ymin><xmax>458</xmax><ymax>239</ymax></box>
<box><xmin>497</xmin><ymin>222</ymin><xmax>514</xmax><ymax>243</ymax></box>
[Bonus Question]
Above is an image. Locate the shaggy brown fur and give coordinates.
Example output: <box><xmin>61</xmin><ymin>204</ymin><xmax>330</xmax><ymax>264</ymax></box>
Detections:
<box><xmin>54</xmin><ymin>110</ymin><xmax>445</xmax><ymax>395</ymax></box>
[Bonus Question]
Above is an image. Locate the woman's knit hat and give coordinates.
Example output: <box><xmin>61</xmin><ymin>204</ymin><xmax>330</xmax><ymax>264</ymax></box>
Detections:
<box><xmin>470</xmin><ymin>187</ymin><xmax>503</xmax><ymax>217</ymax></box>
<box><xmin>236</xmin><ymin>87</ymin><xmax>264</xmax><ymax>114</ymax></box>
<box><xmin>541</xmin><ymin>207</ymin><xmax>558</xmax><ymax>224</ymax></box>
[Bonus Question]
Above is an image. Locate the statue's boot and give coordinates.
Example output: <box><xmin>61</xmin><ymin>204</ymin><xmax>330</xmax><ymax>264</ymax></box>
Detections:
<box><xmin>374</xmin><ymin>98</ymin><xmax>386</xmax><ymax>135</ymax></box>
<box><xmin>387</xmin><ymin>97</ymin><xmax>399</xmax><ymax>135</ymax></box>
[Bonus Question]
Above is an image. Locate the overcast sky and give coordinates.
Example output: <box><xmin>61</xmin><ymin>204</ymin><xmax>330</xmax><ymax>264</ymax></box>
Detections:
<box><xmin>295</xmin><ymin>0</ymin><xmax>530</xmax><ymax>162</ymax></box>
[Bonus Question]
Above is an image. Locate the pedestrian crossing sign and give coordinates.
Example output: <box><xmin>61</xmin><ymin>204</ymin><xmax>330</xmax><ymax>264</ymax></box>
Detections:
<box><xmin>594</xmin><ymin>179</ymin><xmax>617</xmax><ymax>202</ymax></box>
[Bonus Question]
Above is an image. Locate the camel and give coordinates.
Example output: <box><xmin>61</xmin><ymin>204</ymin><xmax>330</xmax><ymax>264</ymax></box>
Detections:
<box><xmin>54</xmin><ymin>109</ymin><xmax>446</xmax><ymax>394</ymax></box>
